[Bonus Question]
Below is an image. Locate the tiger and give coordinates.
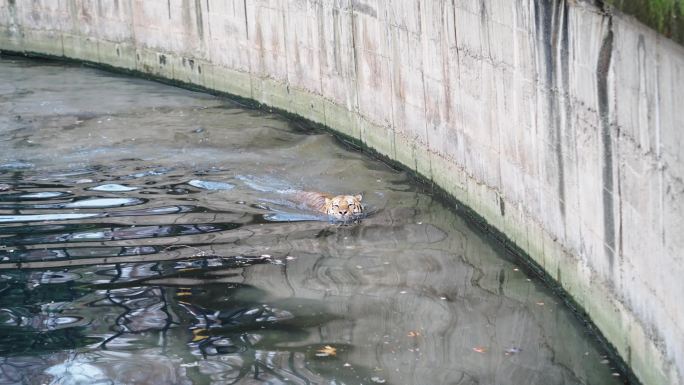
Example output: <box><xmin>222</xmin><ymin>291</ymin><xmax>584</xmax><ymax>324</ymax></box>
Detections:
<box><xmin>293</xmin><ymin>191</ymin><xmax>363</xmax><ymax>221</ymax></box>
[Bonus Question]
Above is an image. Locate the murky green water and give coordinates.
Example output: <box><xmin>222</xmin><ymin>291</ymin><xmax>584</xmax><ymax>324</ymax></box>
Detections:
<box><xmin>0</xmin><ymin>57</ymin><xmax>629</xmax><ymax>385</ymax></box>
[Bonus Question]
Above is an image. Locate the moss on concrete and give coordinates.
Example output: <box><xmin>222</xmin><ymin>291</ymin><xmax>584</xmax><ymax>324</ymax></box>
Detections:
<box><xmin>607</xmin><ymin>0</ymin><xmax>684</xmax><ymax>43</ymax></box>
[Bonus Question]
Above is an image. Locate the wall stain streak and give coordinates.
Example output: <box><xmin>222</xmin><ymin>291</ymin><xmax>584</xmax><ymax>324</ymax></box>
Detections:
<box><xmin>243</xmin><ymin>0</ymin><xmax>249</xmax><ymax>40</ymax></box>
<box><xmin>597</xmin><ymin>16</ymin><xmax>615</xmax><ymax>267</ymax></box>
<box><xmin>536</xmin><ymin>0</ymin><xmax>567</xmax><ymax>223</ymax></box>
<box><xmin>194</xmin><ymin>0</ymin><xmax>204</xmax><ymax>39</ymax></box>
<box><xmin>560</xmin><ymin>0</ymin><xmax>572</xmax><ymax>226</ymax></box>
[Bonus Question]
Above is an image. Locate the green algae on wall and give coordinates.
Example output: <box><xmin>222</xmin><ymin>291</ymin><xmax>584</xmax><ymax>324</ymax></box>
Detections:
<box><xmin>608</xmin><ymin>0</ymin><xmax>684</xmax><ymax>43</ymax></box>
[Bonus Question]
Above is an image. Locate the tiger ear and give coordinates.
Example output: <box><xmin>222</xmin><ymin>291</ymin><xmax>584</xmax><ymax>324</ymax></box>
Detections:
<box><xmin>354</xmin><ymin>194</ymin><xmax>362</xmax><ymax>201</ymax></box>
<box><xmin>325</xmin><ymin>197</ymin><xmax>332</xmax><ymax>206</ymax></box>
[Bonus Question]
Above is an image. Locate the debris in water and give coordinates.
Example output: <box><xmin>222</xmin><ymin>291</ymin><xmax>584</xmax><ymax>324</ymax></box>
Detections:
<box><xmin>407</xmin><ymin>331</ymin><xmax>420</xmax><ymax>337</ymax></box>
<box><xmin>472</xmin><ymin>347</ymin><xmax>487</xmax><ymax>353</ymax></box>
<box><xmin>370</xmin><ymin>376</ymin><xmax>386</xmax><ymax>383</ymax></box>
<box><xmin>504</xmin><ymin>347</ymin><xmax>522</xmax><ymax>355</ymax></box>
<box><xmin>316</xmin><ymin>345</ymin><xmax>337</xmax><ymax>357</ymax></box>
<box><xmin>535</xmin><ymin>301</ymin><xmax>545</xmax><ymax>306</ymax></box>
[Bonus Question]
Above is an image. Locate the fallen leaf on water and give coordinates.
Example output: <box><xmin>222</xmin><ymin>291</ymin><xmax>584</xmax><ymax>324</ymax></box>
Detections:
<box><xmin>191</xmin><ymin>329</ymin><xmax>208</xmax><ymax>342</ymax></box>
<box><xmin>316</xmin><ymin>345</ymin><xmax>337</xmax><ymax>357</ymax></box>
<box><xmin>472</xmin><ymin>347</ymin><xmax>487</xmax><ymax>353</ymax></box>
<box><xmin>535</xmin><ymin>301</ymin><xmax>545</xmax><ymax>306</ymax></box>
<box><xmin>407</xmin><ymin>331</ymin><xmax>421</xmax><ymax>337</ymax></box>
<box><xmin>504</xmin><ymin>347</ymin><xmax>522</xmax><ymax>355</ymax></box>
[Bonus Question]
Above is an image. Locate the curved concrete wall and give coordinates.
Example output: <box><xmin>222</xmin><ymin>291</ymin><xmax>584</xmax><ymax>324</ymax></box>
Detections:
<box><xmin>0</xmin><ymin>1</ymin><xmax>682</xmax><ymax>384</ymax></box>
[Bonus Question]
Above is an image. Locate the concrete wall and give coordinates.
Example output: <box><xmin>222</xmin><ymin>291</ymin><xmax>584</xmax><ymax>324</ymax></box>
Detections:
<box><xmin>0</xmin><ymin>1</ymin><xmax>682</xmax><ymax>384</ymax></box>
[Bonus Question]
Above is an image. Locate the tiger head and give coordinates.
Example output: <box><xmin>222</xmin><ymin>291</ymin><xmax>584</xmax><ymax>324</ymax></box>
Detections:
<box><xmin>324</xmin><ymin>194</ymin><xmax>363</xmax><ymax>221</ymax></box>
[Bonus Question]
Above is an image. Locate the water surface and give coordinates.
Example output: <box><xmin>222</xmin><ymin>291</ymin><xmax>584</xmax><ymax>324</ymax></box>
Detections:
<box><xmin>0</xmin><ymin>57</ymin><xmax>628</xmax><ymax>385</ymax></box>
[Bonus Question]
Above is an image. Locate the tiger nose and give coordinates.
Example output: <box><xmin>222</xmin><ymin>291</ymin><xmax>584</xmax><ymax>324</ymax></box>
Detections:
<box><xmin>339</xmin><ymin>210</ymin><xmax>348</xmax><ymax>215</ymax></box>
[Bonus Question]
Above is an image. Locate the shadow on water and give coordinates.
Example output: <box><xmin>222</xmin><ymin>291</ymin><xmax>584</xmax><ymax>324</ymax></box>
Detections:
<box><xmin>0</xmin><ymin>57</ymin><xmax>632</xmax><ymax>385</ymax></box>
<box><xmin>0</xmin><ymin>253</ymin><xmax>384</xmax><ymax>384</ymax></box>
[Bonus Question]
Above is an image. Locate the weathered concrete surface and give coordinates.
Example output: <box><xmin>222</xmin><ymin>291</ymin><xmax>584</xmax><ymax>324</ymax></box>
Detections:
<box><xmin>0</xmin><ymin>1</ymin><xmax>682</xmax><ymax>384</ymax></box>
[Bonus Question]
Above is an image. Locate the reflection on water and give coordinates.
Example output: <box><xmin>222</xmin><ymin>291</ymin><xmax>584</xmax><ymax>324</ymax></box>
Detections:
<box><xmin>0</xmin><ymin>57</ymin><xmax>630</xmax><ymax>384</ymax></box>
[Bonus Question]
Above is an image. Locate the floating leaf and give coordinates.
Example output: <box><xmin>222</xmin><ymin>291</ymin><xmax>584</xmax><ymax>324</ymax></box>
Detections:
<box><xmin>316</xmin><ymin>345</ymin><xmax>337</xmax><ymax>357</ymax></box>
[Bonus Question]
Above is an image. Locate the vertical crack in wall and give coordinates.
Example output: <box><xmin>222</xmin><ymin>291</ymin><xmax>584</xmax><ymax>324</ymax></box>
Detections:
<box><xmin>597</xmin><ymin>16</ymin><xmax>615</xmax><ymax>267</ymax></box>
<box><xmin>451</xmin><ymin>0</ymin><xmax>461</xmax><ymax>72</ymax></box>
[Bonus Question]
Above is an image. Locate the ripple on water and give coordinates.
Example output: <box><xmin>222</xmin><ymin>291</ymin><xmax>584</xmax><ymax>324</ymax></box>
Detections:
<box><xmin>188</xmin><ymin>179</ymin><xmax>234</xmax><ymax>191</ymax></box>
<box><xmin>0</xmin><ymin>213</ymin><xmax>102</xmax><ymax>223</ymax></box>
<box><xmin>0</xmin><ymin>161</ymin><xmax>33</xmax><ymax>170</ymax></box>
<box><xmin>18</xmin><ymin>191</ymin><xmax>70</xmax><ymax>199</ymax></box>
<box><xmin>63</xmin><ymin>197</ymin><xmax>145</xmax><ymax>208</ymax></box>
<box><xmin>89</xmin><ymin>184</ymin><xmax>139</xmax><ymax>192</ymax></box>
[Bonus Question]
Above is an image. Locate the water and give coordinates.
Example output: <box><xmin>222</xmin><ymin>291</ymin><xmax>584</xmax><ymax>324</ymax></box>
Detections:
<box><xmin>0</xmin><ymin>57</ymin><xmax>628</xmax><ymax>385</ymax></box>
